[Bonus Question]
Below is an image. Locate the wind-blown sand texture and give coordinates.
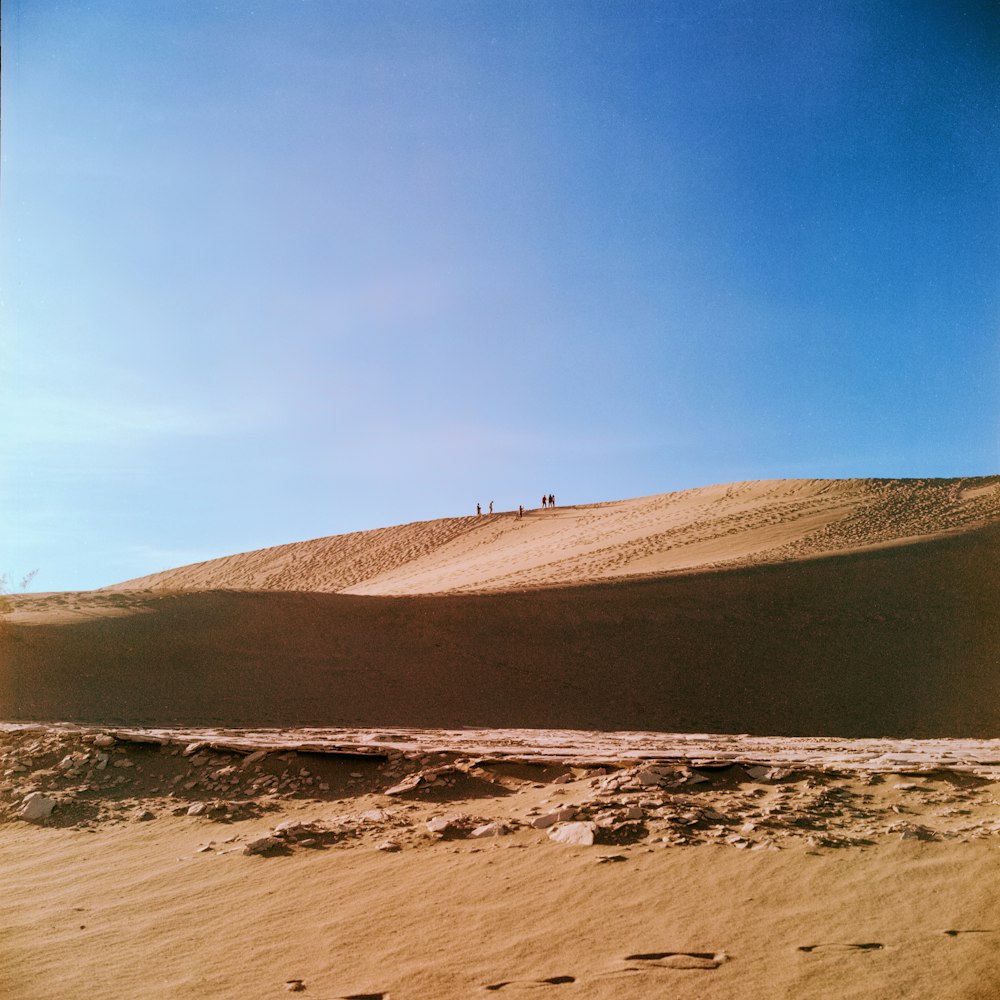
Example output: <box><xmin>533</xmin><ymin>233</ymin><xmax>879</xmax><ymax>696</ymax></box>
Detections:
<box><xmin>101</xmin><ymin>477</ymin><xmax>1000</xmax><ymax>594</ymax></box>
<box><xmin>4</xmin><ymin>478</ymin><xmax>1000</xmax><ymax>999</ymax></box>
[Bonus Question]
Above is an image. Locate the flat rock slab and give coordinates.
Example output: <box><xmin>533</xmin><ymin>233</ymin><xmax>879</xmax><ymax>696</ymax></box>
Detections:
<box><xmin>3</xmin><ymin>724</ymin><xmax>999</xmax><ymax>777</ymax></box>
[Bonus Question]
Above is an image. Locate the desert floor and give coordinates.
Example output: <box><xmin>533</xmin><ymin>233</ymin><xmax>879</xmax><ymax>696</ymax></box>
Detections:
<box><xmin>3</xmin><ymin>725</ymin><xmax>1000</xmax><ymax>1000</ymax></box>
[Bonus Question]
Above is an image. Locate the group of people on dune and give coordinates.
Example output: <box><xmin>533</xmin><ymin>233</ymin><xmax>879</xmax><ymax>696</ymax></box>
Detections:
<box><xmin>477</xmin><ymin>494</ymin><xmax>556</xmax><ymax>518</ymax></box>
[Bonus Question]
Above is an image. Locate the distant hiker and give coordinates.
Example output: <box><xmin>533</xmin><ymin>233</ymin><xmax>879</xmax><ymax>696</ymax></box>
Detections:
<box><xmin>518</xmin><ymin>505</ymin><xmax>524</xmax><ymax>518</ymax></box>
<box><xmin>489</xmin><ymin>500</ymin><xmax>494</xmax><ymax>514</ymax></box>
<box><xmin>549</xmin><ymin>494</ymin><xmax>555</xmax><ymax>507</ymax></box>
<box><xmin>477</xmin><ymin>503</ymin><xmax>481</xmax><ymax>516</ymax></box>
<box><xmin>542</xmin><ymin>495</ymin><xmax>547</xmax><ymax>509</ymax></box>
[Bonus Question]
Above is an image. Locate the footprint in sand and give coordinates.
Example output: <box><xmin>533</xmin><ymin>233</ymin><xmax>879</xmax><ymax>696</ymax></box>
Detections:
<box><xmin>797</xmin><ymin>943</ymin><xmax>883</xmax><ymax>953</ymax></box>
<box><xmin>483</xmin><ymin>976</ymin><xmax>576</xmax><ymax>991</ymax></box>
<box><xmin>593</xmin><ymin>950</ymin><xmax>728</xmax><ymax>982</ymax></box>
<box><xmin>483</xmin><ymin>950</ymin><xmax>727</xmax><ymax>991</ymax></box>
<box><xmin>621</xmin><ymin>951</ymin><xmax>725</xmax><ymax>970</ymax></box>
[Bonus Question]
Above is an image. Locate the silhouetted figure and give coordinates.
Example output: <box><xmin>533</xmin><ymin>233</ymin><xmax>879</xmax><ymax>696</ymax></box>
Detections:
<box><xmin>477</xmin><ymin>503</ymin><xmax>481</xmax><ymax>516</ymax></box>
<box><xmin>518</xmin><ymin>505</ymin><xmax>524</xmax><ymax>518</ymax></box>
<box><xmin>542</xmin><ymin>495</ymin><xmax>547</xmax><ymax>509</ymax></box>
<box><xmin>549</xmin><ymin>494</ymin><xmax>555</xmax><ymax>507</ymax></box>
<box><xmin>489</xmin><ymin>500</ymin><xmax>494</xmax><ymax>514</ymax></box>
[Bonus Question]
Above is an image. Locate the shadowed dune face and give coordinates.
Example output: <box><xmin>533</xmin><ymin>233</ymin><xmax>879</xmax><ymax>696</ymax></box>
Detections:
<box><xmin>5</xmin><ymin>524</ymin><xmax>999</xmax><ymax>737</ymax></box>
<box><xmin>99</xmin><ymin>477</ymin><xmax>1000</xmax><ymax>595</ymax></box>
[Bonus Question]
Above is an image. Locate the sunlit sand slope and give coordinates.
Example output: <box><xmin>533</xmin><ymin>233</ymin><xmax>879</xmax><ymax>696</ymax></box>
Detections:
<box><xmin>104</xmin><ymin>477</ymin><xmax>1000</xmax><ymax>594</ymax></box>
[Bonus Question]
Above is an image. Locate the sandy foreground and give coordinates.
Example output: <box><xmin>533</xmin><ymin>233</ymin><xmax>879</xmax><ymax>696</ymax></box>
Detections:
<box><xmin>3</xmin><ymin>723</ymin><xmax>1000</xmax><ymax>1000</ymax></box>
<box><xmin>3</xmin><ymin>478</ymin><xmax>1000</xmax><ymax>998</ymax></box>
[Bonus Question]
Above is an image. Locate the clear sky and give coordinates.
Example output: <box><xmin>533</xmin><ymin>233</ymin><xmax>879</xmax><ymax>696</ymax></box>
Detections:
<box><xmin>2</xmin><ymin>0</ymin><xmax>998</xmax><ymax>592</ymax></box>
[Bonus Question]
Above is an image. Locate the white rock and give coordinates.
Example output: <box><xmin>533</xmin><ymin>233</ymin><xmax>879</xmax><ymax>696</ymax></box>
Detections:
<box><xmin>470</xmin><ymin>822</ymin><xmax>506</xmax><ymax>838</ymax></box>
<box><xmin>19</xmin><ymin>792</ymin><xmax>56</xmax><ymax>821</ymax></box>
<box><xmin>531</xmin><ymin>807</ymin><xmax>576</xmax><ymax>830</ymax></box>
<box><xmin>376</xmin><ymin>840</ymin><xmax>401</xmax><ymax>852</ymax></box>
<box><xmin>548</xmin><ymin>822</ymin><xmax>597</xmax><ymax>846</ymax></box>
<box><xmin>187</xmin><ymin>802</ymin><xmax>207</xmax><ymax>816</ymax></box>
<box><xmin>93</xmin><ymin>734</ymin><xmax>116</xmax><ymax>748</ymax></box>
<box><xmin>426</xmin><ymin>816</ymin><xmax>453</xmax><ymax>834</ymax></box>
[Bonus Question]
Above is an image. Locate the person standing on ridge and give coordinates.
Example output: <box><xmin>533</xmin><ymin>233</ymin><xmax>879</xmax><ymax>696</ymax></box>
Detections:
<box><xmin>489</xmin><ymin>500</ymin><xmax>494</xmax><ymax>514</ymax></box>
<box><xmin>542</xmin><ymin>495</ymin><xmax>547</xmax><ymax>509</ymax></box>
<box><xmin>477</xmin><ymin>503</ymin><xmax>481</xmax><ymax>516</ymax></box>
<box><xmin>549</xmin><ymin>494</ymin><xmax>555</xmax><ymax>507</ymax></box>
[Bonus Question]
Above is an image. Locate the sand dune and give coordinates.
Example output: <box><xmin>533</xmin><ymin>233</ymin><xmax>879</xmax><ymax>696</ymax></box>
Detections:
<box><xmin>6</xmin><ymin>513</ymin><xmax>1000</xmax><ymax>738</ymax></box>
<box><xmin>101</xmin><ymin>477</ymin><xmax>1000</xmax><ymax>595</ymax></box>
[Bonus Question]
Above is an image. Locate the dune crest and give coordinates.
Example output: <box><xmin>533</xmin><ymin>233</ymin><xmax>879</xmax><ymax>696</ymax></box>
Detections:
<box><xmin>104</xmin><ymin>477</ymin><xmax>1000</xmax><ymax>594</ymax></box>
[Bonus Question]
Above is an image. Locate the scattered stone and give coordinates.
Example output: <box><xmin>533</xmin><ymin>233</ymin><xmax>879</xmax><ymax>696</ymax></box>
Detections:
<box><xmin>376</xmin><ymin>840</ymin><xmax>402</xmax><ymax>852</ymax></box>
<box><xmin>93</xmin><ymin>734</ymin><xmax>116</xmax><ymax>748</ymax></box>
<box><xmin>19</xmin><ymin>792</ymin><xmax>57</xmax><ymax>821</ymax></box>
<box><xmin>187</xmin><ymin>802</ymin><xmax>207</xmax><ymax>816</ymax></box>
<box><xmin>284</xmin><ymin>979</ymin><xmax>306</xmax><ymax>992</ymax></box>
<box><xmin>384</xmin><ymin>774</ymin><xmax>422</xmax><ymax>796</ymax></box>
<box><xmin>244</xmin><ymin>836</ymin><xmax>282</xmax><ymax>856</ymax></box>
<box><xmin>635</xmin><ymin>767</ymin><xmax>672</xmax><ymax>787</ymax></box>
<box><xmin>682</xmin><ymin>772</ymin><xmax>711</xmax><ymax>785</ymax></box>
<box><xmin>134</xmin><ymin>809</ymin><xmax>156</xmax><ymax>822</ymax></box>
<box><xmin>470</xmin><ymin>822</ymin><xmax>506</xmax><ymax>838</ymax></box>
<box><xmin>549</xmin><ymin>822</ymin><xmax>597</xmax><ymax>846</ymax></box>
<box><xmin>426</xmin><ymin>816</ymin><xmax>453</xmax><ymax>835</ymax></box>
<box><xmin>531</xmin><ymin>807</ymin><xmax>576</xmax><ymax>830</ymax></box>
<box><xmin>744</xmin><ymin>765</ymin><xmax>769</xmax><ymax>781</ymax></box>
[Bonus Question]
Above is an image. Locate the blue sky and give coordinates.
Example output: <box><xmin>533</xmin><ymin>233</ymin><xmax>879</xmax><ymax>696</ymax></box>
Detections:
<box><xmin>2</xmin><ymin>0</ymin><xmax>998</xmax><ymax>591</ymax></box>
